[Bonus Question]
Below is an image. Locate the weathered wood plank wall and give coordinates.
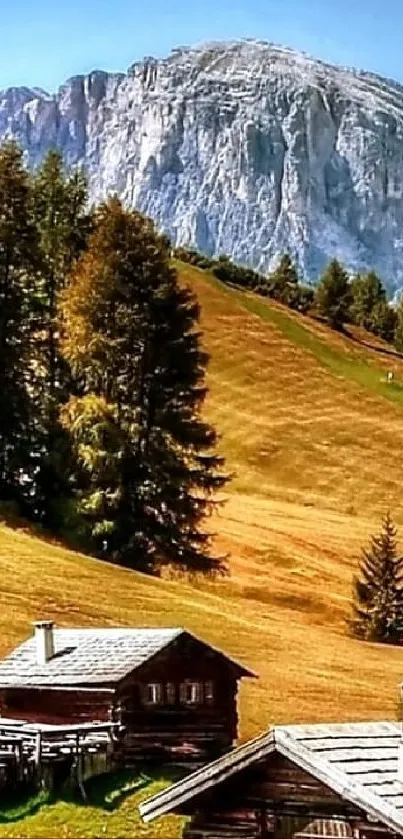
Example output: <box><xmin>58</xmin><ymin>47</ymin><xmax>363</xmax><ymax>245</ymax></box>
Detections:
<box><xmin>181</xmin><ymin>755</ymin><xmax>400</xmax><ymax>839</ymax></box>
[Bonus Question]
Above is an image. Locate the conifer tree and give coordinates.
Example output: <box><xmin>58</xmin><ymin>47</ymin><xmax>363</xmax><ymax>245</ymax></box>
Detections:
<box><xmin>0</xmin><ymin>142</ymin><xmax>38</xmax><ymax>510</ymax></box>
<box><xmin>394</xmin><ymin>297</ymin><xmax>403</xmax><ymax>352</ymax></box>
<box><xmin>315</xmin><ymin>259</ymin><xmax>352</xmax><ymax>329</ymax></box>
<box><xmin>350</xmin><ymin>271</ymin><xmax>386</xmax><ymax>331</ymax></box>
<box><xmin>350</xmin><ymin>512</ymin><xmax>403</xmax><ymax>643</ymax></box>
<box><xmin>268</xmin><ymin>254</ymin><xmax>314</xmax><ymax>312</ymax></box>
<box><xmin>31</xmin><ymin>150</ymin><xmax>90</xmax><ymax>528</ymax></box>
<box><xmin>269</xmin><ymin>253</ymin><xmax>299</xmax><ymax>303</ymax></box>
<box><xmin>370</xmin><ymin>299</ymin><xmax>397</xmax><ymax>343</ymax></box>
<box><xmin>59</xmin><ymin>198</ymin><xmax>227</xmax><ymax>574</ymax></box>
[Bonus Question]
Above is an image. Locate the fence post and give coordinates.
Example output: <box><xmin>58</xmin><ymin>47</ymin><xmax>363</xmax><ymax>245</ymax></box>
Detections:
<box><xmin>34</xmin><ymin>731</ymin><xmax>43</xmax><ymax>789</ymax></box>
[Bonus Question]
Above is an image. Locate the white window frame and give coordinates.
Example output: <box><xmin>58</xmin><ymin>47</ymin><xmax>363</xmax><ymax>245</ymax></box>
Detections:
<box><xmin>144</xmin><ymin>682</ymin><xmax>163</xmax><ymax>705</ymax></box>
<box><xmin>180</xmin><ymin>680</ymin><xmax>203</xmax><ymax>705</ymax></box>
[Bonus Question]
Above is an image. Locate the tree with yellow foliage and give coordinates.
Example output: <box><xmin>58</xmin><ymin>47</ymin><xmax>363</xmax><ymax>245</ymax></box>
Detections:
<box><xmin>59</xmin><ymin>198</ymin><xmax>226</xmax><ymax>574</ymax></box>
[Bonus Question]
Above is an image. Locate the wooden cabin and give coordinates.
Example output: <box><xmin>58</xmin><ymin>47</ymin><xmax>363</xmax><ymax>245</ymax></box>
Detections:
<box><xmin>140</xmin><ymin>721</ymin><xmax>403</xmax><ymax>838</ymax></box>
<box><xmin>0</xmin><ymin>621</ymin><xmax>254</xmax><ymax>763</ymax></box>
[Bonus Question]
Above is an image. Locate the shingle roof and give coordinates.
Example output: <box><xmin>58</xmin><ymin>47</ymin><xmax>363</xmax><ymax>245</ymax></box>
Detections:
<box><xmin>140</xmin><ymin>721</ymin><xmax>403</xmax><ymax>835</ymax></box>
<box><xmin>0</xmin><ymin>626</ymin><xmax>254</xmax><ymax>688</ymax></box>
<box><xmin>0</xmin><ymin>628</ymin><xmax>183</xmax><ymax>687</ymax></box>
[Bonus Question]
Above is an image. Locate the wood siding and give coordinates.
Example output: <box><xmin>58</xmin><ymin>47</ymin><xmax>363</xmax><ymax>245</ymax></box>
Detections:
<box><xmin>0</xmin><ymin>688</ymin><xmax>111</xmax><ymax>724</ymax></box>
<box><xmin>114</xmin><ymin>636</ymin><xmax>239</xmax><ymax>763</ymax></box>
<box><xmin>182</xmin><ymin>755</ymin><xmax>398</xmax><ymax>839</ymax></box>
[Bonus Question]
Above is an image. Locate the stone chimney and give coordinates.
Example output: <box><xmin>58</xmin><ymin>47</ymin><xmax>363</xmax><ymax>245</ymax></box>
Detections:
<box><xmin>33</xmin><ymin>621</ymin><xmax>55</xmax><ymax>665</ymax></box>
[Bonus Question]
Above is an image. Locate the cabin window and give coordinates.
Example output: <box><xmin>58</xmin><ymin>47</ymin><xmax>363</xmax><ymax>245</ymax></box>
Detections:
<box><xmin>204</xmin><ymin>680</ymin><xmax>214</xmax><ymax>704</ymax></box>
<box><xmin>180</xmin><ymin>681</ymin><xmax>203</xmax><ymax>705</ymax></box>
<box><xmin>166</xmin><ymin>682</ymin><xmax>176</xmax><ymax>704</ymax></box>
<box><xmin>143</xmin><ymin>683</ymin><xmax>163</xmax><ymax>705</ymax></box>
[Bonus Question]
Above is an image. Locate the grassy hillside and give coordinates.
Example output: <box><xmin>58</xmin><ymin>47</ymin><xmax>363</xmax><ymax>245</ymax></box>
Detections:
<box><xmin>186</xmin><ymin>263</ymin><xmax>403</xmax><ymax>513</ymax></box>
<box><xmin>2</xmin><ymin>262</ymin><xmax>403</xmax><ymax>836</ymax></box>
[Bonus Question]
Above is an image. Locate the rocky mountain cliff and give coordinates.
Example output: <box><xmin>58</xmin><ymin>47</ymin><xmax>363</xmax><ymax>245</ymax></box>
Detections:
<box><xmin>2</xmin><ymin>40</ymin><xmax>403</xmax><ymax>291</ymax></box>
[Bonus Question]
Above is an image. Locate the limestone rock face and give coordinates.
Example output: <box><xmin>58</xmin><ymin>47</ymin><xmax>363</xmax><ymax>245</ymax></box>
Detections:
<box><xmin>2</xmin><ymin>41</ymin><xmax>403</xmax><ymax>291</ymax></box>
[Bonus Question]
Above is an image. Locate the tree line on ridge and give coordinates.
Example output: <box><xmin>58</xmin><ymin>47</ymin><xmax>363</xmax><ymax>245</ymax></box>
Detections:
<box><xmin>176</xmin><ymin>247</ymin><xmax>403</xmax><ymax>349</ymax></box>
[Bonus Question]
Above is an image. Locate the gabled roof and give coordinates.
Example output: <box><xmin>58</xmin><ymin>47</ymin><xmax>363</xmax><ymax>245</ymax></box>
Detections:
<box><xmin>0</xmin><ymin>627</ymin><xmax>254</xmax><ymax>688</ymax></box>
<box><xmin>140</xmin><ymin>721</ymin><xmax>403</xmax><ymax>835</ymax></box>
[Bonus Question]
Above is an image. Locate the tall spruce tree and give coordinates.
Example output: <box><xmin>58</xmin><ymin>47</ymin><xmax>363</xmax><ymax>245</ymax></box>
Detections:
<box><xmin>31</xmin><ymin>150</ymin><xmax>90</xmax><ymax>528</ymax></box>
<box><xmin>370</xmin><ymin>299</ymin><xmax>397</xmax><ymax>343</ymax></box>
<box><xmin>59</xmin><ymin>198</ymin><xmax>227</xmax><ymax>574</ymax></box>
<box><xmin>350</xmin><ymin>512</ymin><xmax>403</xmax><ymax>643</ymax></box>
<box><xmin>350</xmin><ymin>271</ymin><xmax>386</xmax><ymax>331</ymax></box>
<box><xmin>315</xmin><ymin>259</ymin><xmax>352</xmax><ymax>330</ymax></box>
<box><xmin>269</xmin><ymin>253</ymin><xmax>299</xmax><ymax>304</ymax></box>
<box><xmin>0</xmin><ymin>142</ymin><xmax>38</xmax><ymax>510</ymax></box>
<box><xmin>267</xmin><ymin>254</ymin><xmax>314</xmax><ymax>312</ymax></box>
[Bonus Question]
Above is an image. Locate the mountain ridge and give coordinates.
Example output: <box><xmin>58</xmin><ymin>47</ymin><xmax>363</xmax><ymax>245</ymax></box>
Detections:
<box><xmin>6</xmin><ymin>39</ymin><xmax>403</xmax><ymax>97</ymax></box>
<box><xmin>2</xmin><ymin>40</ymin><xmax>403</xmax><ymax>291</ymax></box>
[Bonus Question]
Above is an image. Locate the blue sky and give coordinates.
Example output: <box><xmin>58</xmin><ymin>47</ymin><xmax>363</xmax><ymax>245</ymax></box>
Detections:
<box><xmin>2</xmin><ymin>0</ymin><xmax>403</xmax><ymax>91</ymax></box>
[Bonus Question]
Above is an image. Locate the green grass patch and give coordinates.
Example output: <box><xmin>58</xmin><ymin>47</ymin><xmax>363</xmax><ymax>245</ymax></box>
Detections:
<box><xmin>0</xmin><ymin>769</ymin><xmax>186</xmax><ymax>838</ymax></box>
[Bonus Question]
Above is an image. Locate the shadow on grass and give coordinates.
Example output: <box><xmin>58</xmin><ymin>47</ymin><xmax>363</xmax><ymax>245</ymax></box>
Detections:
<box><xmin>68</xmin><ymin>765</ymin><xmax>186</xmax><ymax>812</ymax></box>
<box><xmin>0</xmin><ymin>767</ymin><xmax>184</xmax><ymax>822</ymax></box>
<box><xmin>344</xmin><ymin>326</ymin><xmax>403</xmax><ymax>360</ymax></box>
<box><xmin>0</xmin><ymin>789</ymin><xmax>52</xmax><ymax>824</ymax></box>
<box><xmin>77</xmin><ymin>769</ymin><xmax>151</xmax><ymax>811</ymax></box>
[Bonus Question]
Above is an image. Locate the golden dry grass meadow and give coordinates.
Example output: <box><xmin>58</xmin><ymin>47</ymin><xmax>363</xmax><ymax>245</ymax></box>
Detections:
<box><xmin>2</xmin><ymin>262</ymin><xmax>403</xmax><ymax>836</ymax></box>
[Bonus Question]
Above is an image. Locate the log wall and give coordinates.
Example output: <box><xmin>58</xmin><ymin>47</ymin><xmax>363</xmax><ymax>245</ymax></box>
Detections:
<box><xmin>0</xmin><ymin>688</ymin><xmax>111</xmax><ymax>725</ymax></box>
<box><xmin>114</xmin><ymin>638</ymin><xmax>239</xmax><ymax>763</ymax></box>
<box><xmin>181</xmin><ymin>756</ymin><xmax>398</xmax><ymax>839</ymax></box>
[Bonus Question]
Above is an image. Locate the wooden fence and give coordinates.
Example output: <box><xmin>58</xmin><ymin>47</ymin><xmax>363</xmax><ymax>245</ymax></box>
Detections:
<box><xmin>0</xmin><ymin>718</ymin><xmax>121</xmax><ymax>798</ymax></box>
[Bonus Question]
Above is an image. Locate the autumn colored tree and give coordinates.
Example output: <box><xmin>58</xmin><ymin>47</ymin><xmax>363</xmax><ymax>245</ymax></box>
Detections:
<box><xmin>59</xmin><ymin>198</ymin><xmax>227</xmax><ymax>574</ymax></box>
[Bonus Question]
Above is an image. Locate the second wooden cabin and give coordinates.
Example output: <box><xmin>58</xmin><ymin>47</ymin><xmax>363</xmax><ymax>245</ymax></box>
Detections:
<box><xmin>0</xmin><ymin>621</ymin><xmax>254</xmax><ymax>764</ymax></box>
<box><xmin>140</xmin><ymin>721</ymin><xmax>403</xmax><ymax>838</ymax></box>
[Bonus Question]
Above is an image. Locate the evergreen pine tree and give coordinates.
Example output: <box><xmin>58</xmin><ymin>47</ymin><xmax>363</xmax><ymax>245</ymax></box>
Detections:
<box><xmin>267</xmin><ymin>254</ymin><xmax>314</xmax><ymax>312</ymax></box>
<box><xmin>0</xmin><ymin>142</ymin><xmax>38</xmax><ymax>510</ymax></box>
<box><xmin>30</xmin><ymin>150</ymin><xmax>91</xmax><ymax>529</ymax></box>
<box><xmin>350</xmin><ymin>512</ymin><xmax>403</xmax><ymax>643</ymax></box>
<box><xmin>269</xmin><ymin>253</ymin><xmax>299</xmax><ymax>304</ymax></box>
<box><xmin>59</xmin><ymin>198</ymin><xmax>227</xmax><ymax>574</ymax></box>
<box><xmin>315</xmin><ymin>259</ymin><xmax>352</xmax><ymax>330</ymax></box>
<box><xmin>350</xmin><ymin>271</ymin><xmax>386</xmax><ymax>331</ymax></box>
<box><xmin>394</xmin><ymin>296</ymin><xmax>403</xmax><ymax>352</ymax></box>
<box><xmin>370</xmin><ymin>299</ymin><xmax>397</xmax><ymax>343</ymax></box>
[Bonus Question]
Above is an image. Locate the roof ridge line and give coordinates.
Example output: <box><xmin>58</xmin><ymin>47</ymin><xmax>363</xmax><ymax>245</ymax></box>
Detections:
<box><xmin>140</xmin><ymin>724</ymin><xmax>403</xmax><ymax>826</ymax></box>
<box><xmin>139</xmin><ymin>728</ymin><xmax>275</xmax><ymax>822</ymax></box>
